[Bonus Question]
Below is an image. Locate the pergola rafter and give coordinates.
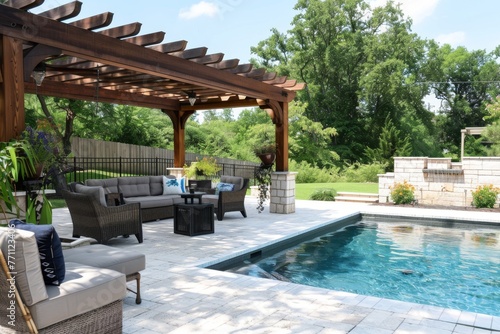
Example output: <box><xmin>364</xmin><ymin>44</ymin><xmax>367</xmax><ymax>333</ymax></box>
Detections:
<box><xmin>0</xmin><ymin>0</ymin><xmax>305</xmax><ymax>171</ymax></box>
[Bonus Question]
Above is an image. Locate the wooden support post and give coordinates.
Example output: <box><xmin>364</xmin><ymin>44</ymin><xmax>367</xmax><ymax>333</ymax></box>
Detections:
<box><xmin>0</xmin><ymin>36</ymin><xmax>25</xmax><ymax>142</ymax></box>
<box><xmin>275</xmin><ymin>102</ymin><xmax>288</xmax><ymax>172</ymax></box>
<box><xmin>163</xmin><ymin>109</ymin><xmax>194</xmax><ymax>168</ymax></box>
<box><xmin>258</xmin><ymin>99</ymin><xmax>288</xmax><ymax>171</ymax></box>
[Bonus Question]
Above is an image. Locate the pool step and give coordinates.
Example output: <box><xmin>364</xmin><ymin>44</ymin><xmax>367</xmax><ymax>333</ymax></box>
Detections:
<box><xmin>335</xmin><ymin>192</ymin><xmax>379</xmax><ymax>203</ymax></box>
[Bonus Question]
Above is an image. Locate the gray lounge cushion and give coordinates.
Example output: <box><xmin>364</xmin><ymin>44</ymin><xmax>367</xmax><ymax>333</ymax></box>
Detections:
<box><xmin>0</xmin><ymin>228</ymin><xmax>48</xmax><ymax>306</ymax></box>
<box><xmin>28</xmin><ymin>262</ymin><xmax>126</xmax><ymax>330</ymax></box>
<box><xmin>118</xmin><ymin>176</ymin><xmax>151</xmax><ymax>197</ymax></box>
<box><xmin>86</xmin><ymin>178</ymin><xmax>119</xmax><ymax>194</ymax></box>
<box><xmin>63</xmin><ymin>244</ymin><xmax>145</xmax><ymax>277</ymax></box>
<box><xmin>74</xmin><ymin>184</ymin><xmax>107</xmax><ymax>207</ymax></box>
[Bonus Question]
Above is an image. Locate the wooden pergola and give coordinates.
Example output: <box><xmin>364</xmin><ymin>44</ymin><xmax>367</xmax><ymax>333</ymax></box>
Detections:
<box><xmin>0</xmin><ymin>0</ymin><xmax>304</xmax><ymax>171</ymax></box>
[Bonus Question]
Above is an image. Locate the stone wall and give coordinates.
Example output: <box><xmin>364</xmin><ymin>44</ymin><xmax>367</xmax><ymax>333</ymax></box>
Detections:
<box><xmin>378</xmin><ymin>157</ymin><xmax>500</xmax><ymax>207</ymax></box>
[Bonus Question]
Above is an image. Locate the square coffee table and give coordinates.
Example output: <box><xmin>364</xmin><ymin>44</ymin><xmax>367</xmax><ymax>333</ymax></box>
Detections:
<box><xmin>174</xmin><ymin>203</ymin><xmax>214</xmax><ymax>236</ymax></box>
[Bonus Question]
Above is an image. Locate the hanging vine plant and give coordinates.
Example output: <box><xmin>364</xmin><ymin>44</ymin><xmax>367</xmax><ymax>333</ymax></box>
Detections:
<box><xmin>255</xmin><ymin>163</ymin><xmax>273</xmax><ymax>213</ymax></box>
<box><xmin>253</xmin><ymin>143</ymin><xmax>277</xmax><ymax>213</ymax></box>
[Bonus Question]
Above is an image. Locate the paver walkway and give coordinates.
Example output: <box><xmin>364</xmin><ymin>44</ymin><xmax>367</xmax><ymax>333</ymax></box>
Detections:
<box><xmin>52</xmin><ymin>198</ymin><xmax>500</xmax><ymax>333</ymax></box>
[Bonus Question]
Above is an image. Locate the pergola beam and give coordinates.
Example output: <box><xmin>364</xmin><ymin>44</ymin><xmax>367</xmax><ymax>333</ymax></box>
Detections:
<box><xmin>24</xmin><ymin>81</ymin><xmax>180</xmax><ymax>110</ymax></box>
<box><xmin>0</xmin><ymin>6</ymin><xmax>294</xmax><ymax>103</ymax></box>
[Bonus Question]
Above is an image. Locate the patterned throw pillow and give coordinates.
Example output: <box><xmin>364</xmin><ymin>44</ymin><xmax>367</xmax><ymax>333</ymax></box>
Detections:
<box><xmin>215</xmin><ymin>182</ymin><xmax>234</xmax><ymax>195</ymax></box>
<box><xmin>11</xmin><ymin>220</ymin><xmax>65</xmax><ymax>286</ymax></box>
<box><xmin>163</xmin><ymin>176</ymin><xmax>186</xmax><ymax>195</ymax></box>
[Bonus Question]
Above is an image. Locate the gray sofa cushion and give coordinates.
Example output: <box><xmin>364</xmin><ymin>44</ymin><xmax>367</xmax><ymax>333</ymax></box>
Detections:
<box><xmin>74</xmin><ymin>184</ymin><xmax>107</xmax><ymax>207</ymax></box>
<box><xmin>149</xmin><ymin>176</ymin><xmax>164</xmax><ymax>196</ymax></box>
<box><xmin>124</xmin><ymin>195</ymin><xmax>182</xmax><ymax>209</ymax></box>
<box><xmin>86</xmin><ymin>178</ymin><xmax>119</xmax><ymax>193</ymax></box>
<box><xmin>118</xmin><ymin>176</ymin><xmax>151</xmax><ymax>197</ymax></box>
<box><xmin>0</xmin><ymin>228</ymin><xmax>48</xmax><ymax>306</ymax></box>
<box><xmin>29</xmin><ymin>262</ymin><xmax>126</xmax><ymax>330</ymax></box>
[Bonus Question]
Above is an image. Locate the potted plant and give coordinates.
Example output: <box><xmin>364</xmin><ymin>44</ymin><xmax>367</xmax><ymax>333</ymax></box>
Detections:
<box><xmin>183</xmin><ymin>156</ymin><xmax>221</xmax><ymax>180</ymax></box>
<box><xmin>253</xmin><ymin>143</ymin><xmax>276</xmax><ymax>166</ymax></box>
<box><xmin>18</xmin><ymin>126</ymin><xmax>62</xmax><ymax>224</ymax></box>
<box><xmin>0</xmin><ymin>139</ymin><xmax>38</xmax><ymax>224</ymax></box>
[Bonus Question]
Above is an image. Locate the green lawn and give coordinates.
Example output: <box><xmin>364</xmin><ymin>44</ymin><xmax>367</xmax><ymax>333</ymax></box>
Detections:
<box><xmin>295</xmin><ymin>182</ymin><xmax>378</xmax><ymax>200</ymax></box>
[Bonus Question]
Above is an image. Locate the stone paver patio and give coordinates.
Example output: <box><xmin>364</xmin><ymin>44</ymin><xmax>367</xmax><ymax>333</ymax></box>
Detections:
<box><xmin>52</xmin><ymin>198</ymin><xmax>500</xmax><ymax>334</ymax></box>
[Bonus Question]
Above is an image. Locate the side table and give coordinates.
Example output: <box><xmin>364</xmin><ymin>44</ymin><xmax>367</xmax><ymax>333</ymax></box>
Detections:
<box><xmin>174</xmin><ymin>203</ymin><xmax>214</xmax><ymax>236</ymax></box>
<box><xmin>180</xmin><ymin>192</ymin><xmax>206</xmax><ymax>204</ymax></box>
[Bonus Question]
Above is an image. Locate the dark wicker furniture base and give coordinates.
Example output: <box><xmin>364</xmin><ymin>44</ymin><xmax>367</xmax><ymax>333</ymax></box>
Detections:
<box><xmin>142</xmin><ymin>205</ymin><xmax>174</xmax><ymax>222</ymax></box>
<box><xmin>39</xmin><ymin>300</ymin><xmax>123</xmax><ymax>334</ymax></box>
<box><xmin>174</xmin><ymin>203</ymin><xmax>214</xmax><ymax>236</ymax></box>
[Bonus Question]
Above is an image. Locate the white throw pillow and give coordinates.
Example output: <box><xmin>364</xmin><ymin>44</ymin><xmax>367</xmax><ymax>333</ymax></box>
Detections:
<box><xmin>163</xmin><ymin>176</ymin><xmax>186</xmax><ymax>195</ymax></box>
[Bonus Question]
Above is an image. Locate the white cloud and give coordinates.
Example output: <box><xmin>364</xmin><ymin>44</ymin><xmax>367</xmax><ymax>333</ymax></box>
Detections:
<box><xmin>435</xmin><ymin>31</ymin><xmax>466</xmax><ymax>47</ymax></box>
<box><xmin>370</xmin><ymin>0</ymin><xmax>440</xmax><ymax>24</ymax></box>
<box><xmin>179</xmin><ymin>1</ymin><xmax>220</xmax><ymax>20</ymax></box>
<box><xmin>397</xmin><ymin>0</ymin><xmax>439</xmax><ymax>24</ymax></box>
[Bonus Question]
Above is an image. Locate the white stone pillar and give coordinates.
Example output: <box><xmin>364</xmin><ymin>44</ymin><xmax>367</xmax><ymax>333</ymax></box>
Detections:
<box><xmin>166</xmin><ymin>167</ymin><xmax>184</xmax><ymax>178</ymax></box>
<box><xmin>270</xmin><ymin>172</ymin><xmax>297</xmax><ymax>214</ymax></box>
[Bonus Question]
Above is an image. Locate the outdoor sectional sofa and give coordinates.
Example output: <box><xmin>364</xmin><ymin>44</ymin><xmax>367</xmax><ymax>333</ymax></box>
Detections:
<box><xmin>83</xmin><ymin>175</ymin><xmax>185</xmax><ymax>222</ymax></box>
<box><xmin>0</xmin><ymin>225</ymin><xmax>145</xmax><ymax>333</ymax></box>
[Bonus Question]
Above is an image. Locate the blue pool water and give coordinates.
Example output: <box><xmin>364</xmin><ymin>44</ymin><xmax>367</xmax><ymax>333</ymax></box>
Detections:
<box><xmin>233</xmin><ymin>221</ymin><xmax>500</xmax><ymax>316</ymax></box>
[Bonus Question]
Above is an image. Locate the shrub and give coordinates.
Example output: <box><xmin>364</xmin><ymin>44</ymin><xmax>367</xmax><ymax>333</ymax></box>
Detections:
<box><xmin>342</xmin><ymin>162</ymin><xmax>386</xmax><ymax>182</ymax></box>
<box><xmin>471</xmin><ymin>184</ymin><xmax>500</xmax><ymax>208</ymax></box>
<box><xmin>390</xmin><ymin>180</ymin><xmax>415</xmax><ymax>205</ymax></box>
<box><xmin>289</xmin><ymin>160</ymin><xmax>341</xmax><ymax>183</ymax></box>
<box><xmin>310</xmin><ymin>188</ymin><xmax>337</xmax><ymax>201</ymax></box>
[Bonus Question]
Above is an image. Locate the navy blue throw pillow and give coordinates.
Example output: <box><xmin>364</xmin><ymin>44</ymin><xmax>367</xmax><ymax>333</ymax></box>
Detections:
<box><xmin>10</xmin><ymin>219</ymin><xmax>65</xmax><ymax>286</ymax></box>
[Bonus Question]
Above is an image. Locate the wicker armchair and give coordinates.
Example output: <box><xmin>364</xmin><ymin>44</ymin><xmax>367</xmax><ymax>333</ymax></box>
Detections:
<box><xmin>62</xmin><ymin>190</ymin><xmax>143</xmax><ymax>244</ymax></box>
<box><xmin>204</xmin><ymin>177</ymin><xmax>249</xmax><ymax>221</ymax></box>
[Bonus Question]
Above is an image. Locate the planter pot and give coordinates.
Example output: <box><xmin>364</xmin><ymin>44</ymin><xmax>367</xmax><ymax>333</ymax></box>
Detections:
<box><xmin>257</xmin><ymin>153</ymin><xmax>276</xmax><ymax>166</ymax></box>
<box><xmin>24</xmin><ymin>163</ymin><xmax>44</xmax><ymax>181</ymax></box>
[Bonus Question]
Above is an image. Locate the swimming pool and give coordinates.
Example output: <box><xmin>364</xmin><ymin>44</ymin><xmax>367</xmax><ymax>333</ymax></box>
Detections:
<box><xmin>222</xmin><ymin>219</ymin><xmax>500</xmax><ymax>317</ymax></box>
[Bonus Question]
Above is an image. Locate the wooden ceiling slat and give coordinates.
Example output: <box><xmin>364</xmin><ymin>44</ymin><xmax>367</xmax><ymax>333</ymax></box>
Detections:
<box><xmin>260</xmin><ymin>72</ymin><xmax>277</xmax><ymax>81</ymax></box>
<box><xmin>69</xmin><ymin>12</ymin><xmax>114</xmax><ymax>30</ymax></box>
<box><xmin>148</xmin><ymin>40</ymin><xmax>187</xmax><ymax>53</ymax></box>
<box><xmin>275</xmin><ymin>79</ymin><xmax>297</xmax><ymax>88</ymax></box>
<box><xmin>25</xmin><ymin>81</ymin><xmax>180</xmax><ymax>110</ymax></box>
<box><xmin>99</xmin><ymin>22</ymin><xmax>142</xmax><ymax>38</ymax></box>
<box><xmin>240</xmin><ymin>68</ymin><xmax>266</xmax><ymax>78</ymax></box>
<box><xmin>263</xmin><ymin>76</ymin><xmax>288</xmax><ymax>85</ymax></box>
<box><xmin>287</xmin><ymin>82</ymin><xmax>306</xmax><ymax>91</ymax></box>
<box><xmin>124</xmin><ymin>32</ymin><xmax>165</xmax><ymax>46</ymax></box>
<box><xmin>169</xmin><ymin>47</ymin><xmax>208</xmax><ymax>60</ymax></box>
<box><xmin>4</xmin><ymin>0</ymin><xmax>43</xmax><ymax>10</ymax></box>
<box><xmin>50</xmin><ymin>56</ymin><xmax>90</xmax><ymax>66</ymax></box>
<box><xmin>207</xmin><ymin>59</ymin><xmax>239</xmax><ymax>70</ymax></box>
<box><xmin>190</xmin><ymin>53</ymin><xmax>224</xmax><ymax>65</ymax></box>
<box><xmin>228</xmin><ymin>64</ymin><xmax>253</xmax><ymax>74</ymax></box>
<box><xmin>37</xmin><ymin>1</ymin><xmax>83</xmax><ymax>21</ymax></box>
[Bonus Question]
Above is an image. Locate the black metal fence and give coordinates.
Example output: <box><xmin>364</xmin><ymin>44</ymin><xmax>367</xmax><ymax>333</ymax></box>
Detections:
<box><xmin>64</xmin><ymin>157</ymin><xmax>259</xmax><ymax>184</ymax></box>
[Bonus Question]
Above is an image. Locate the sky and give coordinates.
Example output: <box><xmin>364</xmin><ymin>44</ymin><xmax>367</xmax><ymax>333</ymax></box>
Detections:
<box><xmin>34</xmin><ymin>0</ymin><xmax>500</xmax><ymax>64</ymax></box>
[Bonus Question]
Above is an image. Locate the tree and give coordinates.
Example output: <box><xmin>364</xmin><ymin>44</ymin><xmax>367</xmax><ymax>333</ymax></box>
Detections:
<box><xmin>252</xmin><ymin>0</ymin><xmax>436</xmax><ymax>163</ymax></box>
<box><xmin>482</xmin><ymin>96</ymin><xmax>500</xmax><ymax>156</ymax></box>
<box><xmin>364</xmin><ymin>116</ymin><xmax>411</xmax><ymax>171</ymax></box>
<box><xmin>425</xmin><ymin>43</ymin><xmax>500</xmax><ymax>157</ymax></box>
